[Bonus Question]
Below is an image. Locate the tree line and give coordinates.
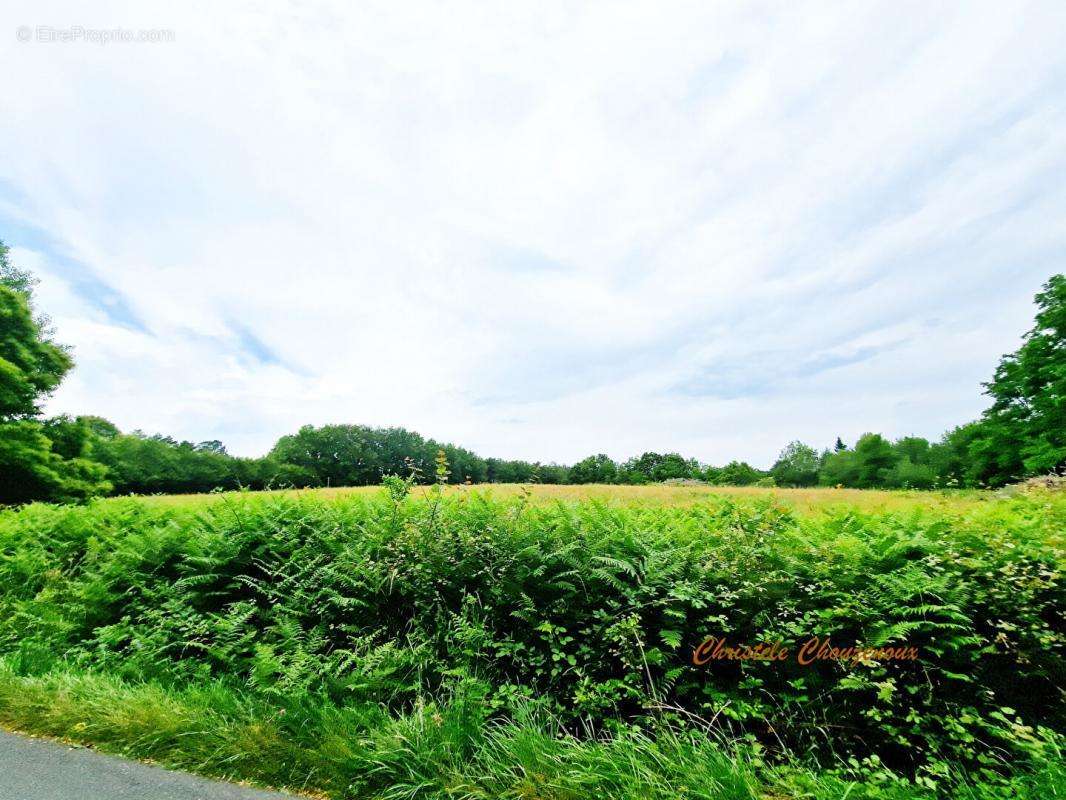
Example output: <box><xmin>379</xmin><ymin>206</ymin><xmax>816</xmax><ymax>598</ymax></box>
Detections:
<box><xmin>2</xmin><ymin>238</ymin><xmax>1063</xmax><ymax>503</ymax></box>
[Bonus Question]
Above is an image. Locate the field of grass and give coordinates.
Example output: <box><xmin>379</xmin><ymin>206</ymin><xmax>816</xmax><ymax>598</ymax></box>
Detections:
<box><xmin>0</xmin><ymin>485</ymin><xmax>1062</xmax><ymax>798</ymax></box>
<box><xmin>139</xmin><ymin>481</ymin><xmax>1001</xmax><ymax>516</ymax></box>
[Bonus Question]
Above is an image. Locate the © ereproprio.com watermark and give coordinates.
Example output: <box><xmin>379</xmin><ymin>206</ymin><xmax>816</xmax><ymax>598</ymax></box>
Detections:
<box><xmin>16</xmin><ymin>25</ymin><xmax>175</xmax><ymax>44</ymax></box>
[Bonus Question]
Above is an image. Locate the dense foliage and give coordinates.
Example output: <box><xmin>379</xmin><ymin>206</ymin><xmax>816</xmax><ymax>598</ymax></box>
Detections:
<box><xmin>0</xmin><ymin>243</ymin><xmax>110</xmax><ymax>504</ymax></box>
<box><xmin>0</xmin><ymin>489</ymin><xmax>1061</xmax><ymax>796</ymax></box>
<box><xmin>966</xmin><ymin>275</ymin><xmax>1066</xmax><ymax>485</ymax></box>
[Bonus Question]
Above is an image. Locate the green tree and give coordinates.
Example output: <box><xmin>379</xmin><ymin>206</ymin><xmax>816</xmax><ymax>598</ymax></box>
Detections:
<box><xmin>568</xmin><ymin>454</ymin><xmax>618</xmax><ymax>484</ymax></box>
<box><xmin>967</xmin><ymin>275</ymin><xmax>1066</xmax><ymax>484</ymax></box>
<box><xmin>770</xmin><ymin>441</ymin><xmax>820</xmax><ymax>486</ymax></box>
<box><xmin>710</xmin><ymin>460</ymin><xmax>762</xmax><ymax>486</ymax></box>
<box><xmin>0</xmin><ymin>283</ymin><xmax>70</xmax><ymax>418</ymax></box>
<box><xmin>268</xmin><ymin>423</ymin><xmax>487</xmax><ymax>486</ymax></box>
<box><xmin>620</xmin><ymin>452</ymin><xmax>698</xmax><ymax>483</ymax></box>
<box><xmin>485</xmin><ymin>457</ymin><xmax>538</xmax><ymax>483</ymax></box>
<box><xmin>929</xmin><ymin>423</ymin><xmax>984</xmax><ymax>487</ymax></box>
<box><xmin>0</xmin><ymin>243</ymin><xmax>109</xmax><ymax>503</ymax></box>
<box><xmin>851</xmin><ymin>433</ymin><xmax>897</xmax><ymax>487</ymax></box>
<box><xmin>819</xmin><ymin>433</ymin><xmax>897</xmax><ymax>488</ymax></box>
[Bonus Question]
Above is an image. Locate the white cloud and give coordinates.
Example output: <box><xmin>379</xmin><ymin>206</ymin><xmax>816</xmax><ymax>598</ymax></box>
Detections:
<box><xmin>1</xmin><ymin>0</ymin><xmax>1064</xmax><ymax>464</ymax></box>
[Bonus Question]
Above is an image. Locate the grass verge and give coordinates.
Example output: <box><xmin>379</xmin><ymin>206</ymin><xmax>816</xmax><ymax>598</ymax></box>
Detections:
<box><xmin>1</xmin><ymin>660</ymin><xmax>1062</xmax><ymax>800</ymax></box>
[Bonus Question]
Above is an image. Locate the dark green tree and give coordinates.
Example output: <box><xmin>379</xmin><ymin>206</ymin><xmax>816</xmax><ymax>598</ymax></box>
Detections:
<box><xmin>887</xmin><ymin>436</ymin><xmax>937</xmax><ymax>488</ymax></box>
<box><xmin>710</xmin><ymin>460</ymin><xmax>762</xmax><ymax>486</ymax></box>
<box><xmin>770</xmin><ymin>441</ymin><xmax>820</xmax><ymax>486</ymax></box>
<box><xmin>568</xmin><ymin>454</ymin><xmax>618</xmax><ymax>484</ymax></box>
<box><xmin>966</xmin><ymin>275</ymin><xmax>1066</xmax><ymax>484</ymax></box>
<box><xmin>0</xmin><ymin>242</ymin><xmax>109</xmax><ymax>503</ymax></box>
<box><xmin>819</xmin><ymin>433</ymin><xmax>897</xmax><ymax>488</ymax></box>
<box><xmin>485</xmin><ymin>457</ymin><xmax>538</xmax><ymax>483</ymax></box>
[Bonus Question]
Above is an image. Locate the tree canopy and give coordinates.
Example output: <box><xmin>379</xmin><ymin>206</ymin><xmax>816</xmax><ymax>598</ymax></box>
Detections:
<box><xmin>0</xmin><ymin>243</ymin><xmax>109</xmax><ymax>503</ymax></box>
<box><xmin>965</xmin><ymin>275</ymin><xmax>1066</xmax><ymax>485</ymax></box>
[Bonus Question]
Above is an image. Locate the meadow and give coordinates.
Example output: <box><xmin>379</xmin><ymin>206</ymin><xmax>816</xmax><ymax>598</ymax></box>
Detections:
<box><xmin>139</xmin><ymin>481</ymin><xmax>1001</xmax><ymax>516</ymax></box>
<box><xmin>0</xmin><ymin>483</ymin><xmax>1062</xmax><ymax>799</ymax></box>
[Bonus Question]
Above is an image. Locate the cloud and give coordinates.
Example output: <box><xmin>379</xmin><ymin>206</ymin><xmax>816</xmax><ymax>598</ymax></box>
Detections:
<box><xmin>1</xmin><ymin>0</ymin><xmax>1064</xmax><ymax>465</ymax></box>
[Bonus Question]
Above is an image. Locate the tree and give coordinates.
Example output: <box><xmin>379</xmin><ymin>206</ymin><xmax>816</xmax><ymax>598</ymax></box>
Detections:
<box><xmin>819</xmin><ymin>433</ymin><xmax>897</xmax><ymax>488</ymax></box>
<box><xmin>711</xmin><ymin>460</ymin><xmax>762</xmax><ymax>486</ymax></box>
<box><xmin>834</xmin><ymin>437</ymin><xmax>847</xmax><ymax>452</ymax></box>
<box><xmin>887</xmin><ymin>436</ymin><xmax>937</xmax><ymax>489</ymax></box>
<box><xmin>770</xmin><ymin>441</ymin><xmax>820</xmax><ymax>487</ymax></box>
<box><xmin>929</xmin><ymin>423</ymin><xmax>984</xmax><ymax>487</ymax></box>
<box><xmin>851</xmin><ymin>433</ymin><xmax>897</xmax><ymax>487</ymax></box>
<box><xmin>619</xmin><ymin>452</ymin><xmax>698</xmax><ymax>483</ymax></box>
<box><xmin>533</xmin><ymin>463</ymin><xmax>569</xmax><ymax>484</ymax></box>
<box><xmin>966</xmin><ymin>275</ymin><xmax>1066</xmax><ymax>484</ymax></box>
<box><xmin>0</xmin><ymin>240</ymin><xmax>36</xmax><ymax>297</ymax></box>
<box><xmin>267</xmin><ymin>423</ymin><xmax>488</xmax><ymax>486</ymax></box>
<box><xmin>0</xmin><ymin>244</ymin><xmax>109</xmax><ymax>503</ymax></box>
<box><xmin>485</xmin><ymin>457</ymin><xmax>538</xmax><ymax>483</ymax></box>
<box><xmin>568</xmin><ymin>454</ymin><xmax>618</xmax><ymax>484</ymax></box>
<box><xmin>0</xmin><ymin>282</ymin><xmax>70</xmax><ymax>418</ymax></box>
<box><xmin>819</xmin><ymin>448</ymin><xmax>859</xmax><ymax>486</ymax></box>
<box><xmin>648</xmin><ymin>453</ymin><xmax>695</xmax><ymax>481</ymax></box>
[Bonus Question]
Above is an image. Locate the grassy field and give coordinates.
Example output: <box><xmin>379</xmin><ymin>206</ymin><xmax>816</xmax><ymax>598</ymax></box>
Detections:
<box><xmin>0</xmin><ymin>484</ymin><xmax>1062</xmax><ymax>799</ymax></box>
<box><xmin>139</xmin><ymin>481</ymin><xmax>1001</xmax><ymax>516</ymax></box>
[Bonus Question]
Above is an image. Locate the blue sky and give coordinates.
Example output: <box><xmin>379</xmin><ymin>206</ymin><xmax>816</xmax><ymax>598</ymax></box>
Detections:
<box><xmin>2</xmin><ymin>1</ymin><xmax>1065</xmax><ymax>465</ymax></box>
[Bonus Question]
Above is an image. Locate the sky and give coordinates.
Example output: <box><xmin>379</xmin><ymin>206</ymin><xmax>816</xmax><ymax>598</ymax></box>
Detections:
<box><xmin>2</xmin><ymin>1</ymin><xmax>1065</xmax><ymax>467</ymax></box>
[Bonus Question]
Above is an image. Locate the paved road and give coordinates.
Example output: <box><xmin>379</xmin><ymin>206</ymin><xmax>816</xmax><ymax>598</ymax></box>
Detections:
<box><xmin>0</xmin><ymin>730</ymin><xmax>299</xmax><ymax>800</ymax></box>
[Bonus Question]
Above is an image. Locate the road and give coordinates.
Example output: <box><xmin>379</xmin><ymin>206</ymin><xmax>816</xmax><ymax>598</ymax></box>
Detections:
<box><xmin>0</xmin><ymin>729</ymin><xmax>300</xmax><ymax>800</ymax></box>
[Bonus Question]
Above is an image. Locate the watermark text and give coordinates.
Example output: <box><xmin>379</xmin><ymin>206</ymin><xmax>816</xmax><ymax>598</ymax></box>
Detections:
<box><xmin>16</xmin><ymin>25</ymin><xmax>175</xmax><ymax>44</ymax></box>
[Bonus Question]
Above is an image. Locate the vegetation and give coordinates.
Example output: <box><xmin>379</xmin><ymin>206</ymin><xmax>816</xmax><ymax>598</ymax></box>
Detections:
<box><xmin>0</xmin><ymin>486</ymin><xmax>1061</xmax><ymax>797</ymax></box>
<box><xmin>2</xmin><ymin>238</ymin><xmax>1064</xmax><ymax>504</ymax></box>
<box><xmin>2</xmin><ymin>237</ymin><xmax>1063</xmax><ymax>796</ymax></box>
<box><xmin>0</xmin><ymin>243</ymin><xmax>110</xmax><ymax>504</ymax></box>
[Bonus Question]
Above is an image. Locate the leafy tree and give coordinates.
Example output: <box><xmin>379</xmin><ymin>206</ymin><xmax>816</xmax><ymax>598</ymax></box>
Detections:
<box><xmin>770</xmin><ymin>441</ymin><xmax>819</xmax><ymax>487</ymax></box>
<box><xmin>966</xmin><ymin>274</ymin><xmax>1066</xmax><ymax>484</ymax></box>
<box><xmin>91</xmin><ymin>427</ymin><xmax>314</xmax><ymax>495</ymax></box>
<box><xmin>819</xmin><ymin>433</ymin><xmax>897</xmax><ymax>488</ymax></box>
<box><xmin>485</xmin><ymin>457</ymin><xmax>538</xmax><ymax>483</ymax></box>
<box><xmin>887</xmin><ymin>436</ymin><xmax>937</xmax><ymax>489</ymax></box>
<box><xmin>929</xmin><ymin>423</ymin><xmax>984</xmax><ymax>487</ymax></box>
<box><xmin>532</xmin><ymin>463</ymin><xmax>569</xmax><ymax>484</ymax></box>
<box><xmin>851</xmin><ymin>433</ymin><xmax>897</xmax><ymax>487</ymax></box>
<box><xmin>710</xmin><ymin>460</ymin><xmax>762</xmax><ymax>486</ymax></box>
<box><xmin>568</xmin><ymin>454</ymin><xmax>618</xmax><ymax>484</ymax></box>
<box><xmin>819</xmin><ymin>448</ymin><xmax>858</xmax><ymax>486</ymax></box>
<box><xmin>893</xmin><ymin>436</ymin><xmax>931</xmax><ymax>465</ymax></box>
<box><xmin>0</xmin><ymin>240</ymin><xmax>36</xmax><ymax>298</ymax></box>
<box><xmin>268</xmin><ymin>423</ymin><xmax>488</xmax><ymax>486</ymax></box>
<box><xmin>81</xmin><ymin>415</ymin><xmax>120</xmax><ymax>440</ymax></box>
<box><xmin>621</xmin><ymin>452</ymin><xmax>660</xmax><ymax>484</ymax></box>
<box><xmin>0</xmin><ymin>283</ymin><xmax>70</xmax><ymax>418</ymax></box>
<box><xmin>620</xmin><ymin>452</ymin><xmax>697</xmax><ymax>483</ymax></box>
<box><xmin>650</xmin><ymin>453</ymin><xmax>697</xmax><ymax>481</ymax></box>
<box><xmin>888</xmin><ymin>456</ymin><xmax>937</xmax><ymax>489</ymax></box>
<box><xmin>442</xmin><ymin>443</ymin><xmax>488</xmax><ymax>484</ymax></box>
<box><xmin>0</xmin><ymin>245</ymin><xmax>109</xmax><ymax>504</ymax></box>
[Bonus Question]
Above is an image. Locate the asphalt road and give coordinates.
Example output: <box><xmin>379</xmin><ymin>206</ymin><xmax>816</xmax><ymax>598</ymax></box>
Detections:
<box><xmin>0</xmin><ymin>730</ymin><xmax>299</xmax><ymax>800</ymax></box>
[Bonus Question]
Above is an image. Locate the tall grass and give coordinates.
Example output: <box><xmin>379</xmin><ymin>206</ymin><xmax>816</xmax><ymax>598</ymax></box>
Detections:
<box><xmin>134</xmin><ymin>481</ymin><xmax>1000</xmax><ymax>517</ymax></box>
